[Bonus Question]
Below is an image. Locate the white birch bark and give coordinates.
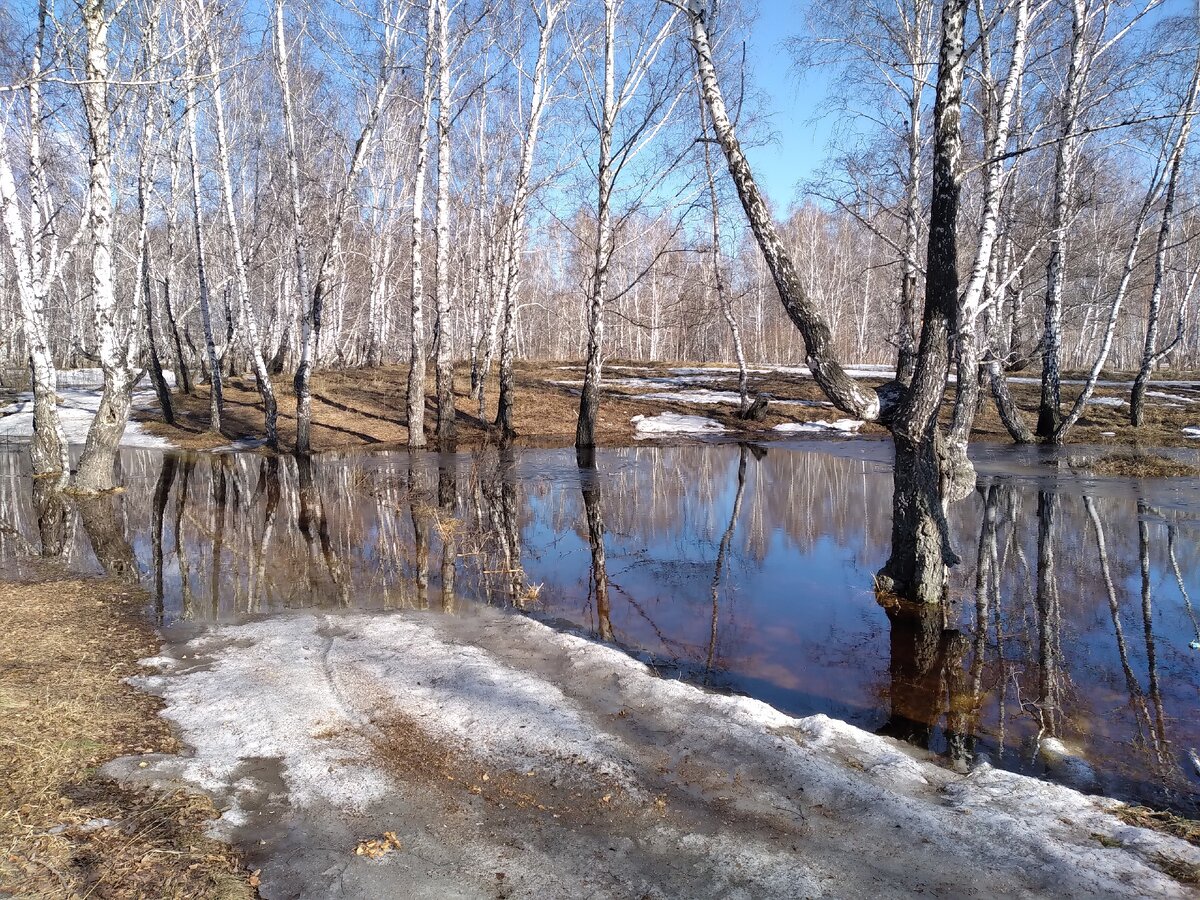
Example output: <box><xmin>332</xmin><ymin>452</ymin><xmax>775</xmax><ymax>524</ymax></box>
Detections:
<box><xmin>947</xmin><ymin>0</ymin><xmax>1032</xmax><ymax>458</ymax></box>
<box><xmin>0</xmin><ymin>131</ymin><xmax>68</xmax><ymax>478</ymax></box>
<box><xmin>407</xmin><ymin>0</ymin><xmax>437</xmax><ymax>450</ymax></box>
<box><xmin>75</xmin><ymin>0</ymin><xmax>137</xmax><ymax>492</ymax></box>
<box><xmin>432</xmin><ymin>0</ymin><xmax>455</xmax><ymax>449</ymax></box>
<box><xmin>495</xmin><ymin>0</ymin><xmax>563</xmax><ymax>436</ymax></box>
<box><xmin>202</xmin><ymin>1</ymin><xmax>279</xmax><ymax>448</ymax></box>
<box><xmin>687</xmin><ymin>4</ymin><xmax>884</xmax><ymax>422</ymax></box>
<box><xmin>183</xmin><ymin>33</ymin><xmax>224</xmax><ymax>434</ymax></box>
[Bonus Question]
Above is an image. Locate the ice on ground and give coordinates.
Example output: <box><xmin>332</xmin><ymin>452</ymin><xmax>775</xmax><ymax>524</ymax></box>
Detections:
<box><xmin>106</xmin><ymin>608</ymin><xmax>1200</xmax><ymax>899</ymax></box>
<box><xmin>0</xmin><ymin>372</ymin><xmax>175</xmax><ymax>449</ymax></box>
<box><xmin>773</xmin><ymin>419</ymin><xmax>865</xmax><ymax>434</ymax></box>
<box><xmin>631</xmin><ymin>412</ymin><xmax>726</xmax><ymax>437</ymax></box>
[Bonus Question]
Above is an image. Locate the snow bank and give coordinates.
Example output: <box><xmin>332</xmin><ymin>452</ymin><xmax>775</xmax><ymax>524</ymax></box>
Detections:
<box><xmin>631</xmin><ymin>412</ymin><xmax>726</xmax><ymax>437</ymax></box>
<box><xmin>773</xmin><ymin>419</ymin><xmax>865</xmax><ymax>434</ymax></box>
<box><xmin>107</xmin><ymin>608</ymin><xmax>1200</xmax><ymax>898</ymax></box>
<box><xmin>0</xmin><ymin>376</ymin><xmax>174</xmax><ymax>449</ymax></box>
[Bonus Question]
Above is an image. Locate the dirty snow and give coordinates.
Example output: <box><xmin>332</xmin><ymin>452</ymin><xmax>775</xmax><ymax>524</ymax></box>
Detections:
<box><xmin>0</xmin><ymin>370</ymin><xmax>174</xmax><ymax>449</ymax></box>
<box><xmin>631</xmin><ymin>412</ymin><xmax>727</xmax><ymax>436</ymax></box>
<box><xmin>106</xmin><ymin>608</ymin><xmax>1200</xmax><ymax>898</ymax></box>
<box><xmin>773</xmin><ymin>419</ymin><xmax>865</xmax><ymax>434</ymax></box>
<box><xmin>1088</xmin><ymin>396</ymin><xmax>1126</xmax><ymax>407</ymax></box>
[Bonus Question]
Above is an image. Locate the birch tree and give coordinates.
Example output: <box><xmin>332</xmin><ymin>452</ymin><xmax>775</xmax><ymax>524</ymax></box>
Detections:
<box><xmin>686</xmin><ymin>0</ymin><xmax>967</xmax><ymax>603</ymax></box>
<box><xmin>75</xmin><ymin>0</ymin><xmax>140</xmax><ymax>492</ymax></box>
<box><xmin>493</xmin><ymin>0</ymin><xmax>567</xmax><ymax>436</ymax></box>
<box><xmin>407</xmin><ymin>0</ymin><xmax>437</xmax><ymax>449</ymax></box>
<box><xmin>201</xmin><ymin>0</ymin><xmax>279</xmax><ymax>448</ymax></box>
<box><xmin>0</xmin><ymin>122</ymin><xmax>69</xmax><ymax>478</ymax></box>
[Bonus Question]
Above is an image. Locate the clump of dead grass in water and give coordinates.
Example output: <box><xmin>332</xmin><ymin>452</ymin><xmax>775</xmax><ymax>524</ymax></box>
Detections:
<box><xmin>1083</xmin><ymin>453</ymin><xmax>1200</xmax><ymax>478</ymax></box>
<box><xmin>0</xmin><ymin>576</ymin><xmax>252</xmax><ymax>899</ymax></box>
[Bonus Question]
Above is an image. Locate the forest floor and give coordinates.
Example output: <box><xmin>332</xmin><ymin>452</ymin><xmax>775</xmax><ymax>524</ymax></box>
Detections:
<box><xmin>0</xmin><ymin>566</ymin><xmax>255</xmax><ymax>899</ymax></box>
<box><xmin>133</xmin><ymin>360</ymin><xmax>1200</xmax><ymax>453</ymax></box>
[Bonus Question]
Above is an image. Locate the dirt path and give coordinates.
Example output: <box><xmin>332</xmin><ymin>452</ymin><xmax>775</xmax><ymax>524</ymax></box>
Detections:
<box><xmin>105</xmin><ymin>606</ymin><xmax>1200</xmax><ymax>899</ymax></box>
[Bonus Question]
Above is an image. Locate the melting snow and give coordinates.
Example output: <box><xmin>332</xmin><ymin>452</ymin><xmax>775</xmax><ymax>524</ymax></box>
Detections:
<box><xmin>105</xmin><ymin>608</ymin><xmax>1200</xmax><ymax>898</ymax></box>
<box><xmin>0</xmin><ymin>373</ymin><xmax>175</xmax><ymax>449</ymax></box>
<box><xmin>773</xmin><ymin>419</ymin><xmax>865</xmax><ymax>434</ymax></box>
<box><xmin>631</xmin><ymin>412</ymin><xmax>727</xmax><ymax>436</ymax></box>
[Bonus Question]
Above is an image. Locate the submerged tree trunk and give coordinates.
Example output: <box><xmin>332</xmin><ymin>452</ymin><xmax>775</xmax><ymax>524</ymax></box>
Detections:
<box><xmin>878</xmin><ymin>0</ymin><xmax>969</xmax><ymax>604</ymax></box>
<box><xmin>688</xmin><ymin>1</ymin><xmax>969</xmax><ymax>603</ymax></box>
<box><xmin>578</xmin><ymin>451</ymin><xmax>614</xmax><ymax>642</ymax></box>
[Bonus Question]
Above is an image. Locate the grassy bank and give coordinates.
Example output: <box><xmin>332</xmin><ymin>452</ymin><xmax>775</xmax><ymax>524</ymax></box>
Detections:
<box><xmin>0</xmin><ymin>569</ymin><xmax>253</xmax><ymax>899</ymax></box>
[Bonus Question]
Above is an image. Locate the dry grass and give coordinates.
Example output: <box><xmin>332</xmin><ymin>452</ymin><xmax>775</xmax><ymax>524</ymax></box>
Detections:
<box><xmin>0</xmin><ymin>574</ymin><xmax>253</xmax><ymax>899</ymax></box>
<box><xmin>1081</xmin><ymin>454</ymin><xmax>1200</xmax><ymax>478</ymax></box>
<box><xmin>1115</xmin><ymin>805</ymin><xmax>1200</xmax><ymax>847</ymax></box>
<box><xmin>1152</xmin><ymin>852</ymin><xmax>1200</xmax><ymax>886</ymax></box>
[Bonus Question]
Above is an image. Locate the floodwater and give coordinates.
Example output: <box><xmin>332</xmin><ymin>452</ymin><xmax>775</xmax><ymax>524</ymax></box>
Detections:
<box><xmin>1</xmin><ymin>439</ymin><xmax>1198</xmax><ymax>814</ymax></box>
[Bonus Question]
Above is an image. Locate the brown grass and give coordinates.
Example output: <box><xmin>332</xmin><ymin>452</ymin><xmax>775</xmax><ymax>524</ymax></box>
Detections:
<box><xmin>133</xmin><ymin>359</ymin><xmax>1200</xmax><ymax>454</ymax></box>
<box><xmin>0</xmin><ymin>573</ymin><xmax>253</xmax><ymax>899</ymax></box>
<box><xmin>1082</xmin><ymin>454</ymin><xmax>1200</xmax><ymax>478</ymax></box>
<box><xmin>1115</xmin><ymin>805</ymin><xmax>1200</xmax><ymax>847</ymax></box>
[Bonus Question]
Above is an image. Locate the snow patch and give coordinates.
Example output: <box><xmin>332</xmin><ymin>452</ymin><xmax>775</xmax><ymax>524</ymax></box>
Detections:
<box><xmin>1183</xmin><ymin>426</ymin><xmax>1200</xmax><ymax>438</ymax></box>
<box><xmin>109</xmin><ymin>608</ymin><xmax>1200</xmax><ymax>898</ymax></box>
<box><xmin>773</xmin><ymin>419</ymin><xmax>865</xmax><ymax>434</ymax></box>
<box><xmin>631</xmin><ymin>412</ymin><xmax>727</xmax><ymax>437</ymax></box>
<box><xmin>0</xmin><ymin>374</ymin><xmax>175</xmax><ymax>449</ymax></box>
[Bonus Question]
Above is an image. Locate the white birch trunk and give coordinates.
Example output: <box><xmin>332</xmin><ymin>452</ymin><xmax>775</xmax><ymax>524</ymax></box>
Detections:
<box><xmin>75</xmin><ymin>0</ymin><xmax>136</xmax><ymax>492</ymax></box>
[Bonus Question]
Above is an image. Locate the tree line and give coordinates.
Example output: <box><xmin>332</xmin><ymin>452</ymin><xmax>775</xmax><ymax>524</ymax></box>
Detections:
<box><xmin>0</xmin><ymin>0</ymin><xmax>1197</xmax><ymax>601</ymax></box>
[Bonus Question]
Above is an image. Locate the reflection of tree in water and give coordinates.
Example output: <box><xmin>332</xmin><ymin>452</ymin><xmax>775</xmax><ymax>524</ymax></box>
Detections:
<box><xmin>32</xmin><ymin>478</ymin><xmax>67</xmax><ymax>560</ymax></box>
<box><xmin>75</xmin><ymin>492</ymin><xmax>137</xmax><ymax>581</ymax></box>
<box><xmin>706</xmin><ymin>445</ymin><xmax>749</xmax><ymax>681</ymax></box>
<box><xmin>0</xmin><ymin>444</ymin><xmax>1197</xmax><ymax>809</ymax></box>
<box><xmin>578</xmin><ymin>448</ymin><xmax>614</xmax><ymax>642</ymax></box>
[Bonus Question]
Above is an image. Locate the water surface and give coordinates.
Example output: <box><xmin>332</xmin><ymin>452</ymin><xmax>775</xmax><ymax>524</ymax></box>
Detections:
<box><xmin>1</xmin><ymin>440</ymin><xmax>1197</xmax><ymax>813</ymax></box>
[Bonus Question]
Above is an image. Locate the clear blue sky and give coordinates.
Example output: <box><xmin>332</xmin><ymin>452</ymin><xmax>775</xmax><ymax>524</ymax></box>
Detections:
<box><xmin>742</xmin><ymin>0</ymin><xmax>836</xmax><ymax>211</ymax></box>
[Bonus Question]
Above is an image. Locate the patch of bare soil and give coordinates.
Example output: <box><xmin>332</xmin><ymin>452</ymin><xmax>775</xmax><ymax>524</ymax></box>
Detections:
<box><xmin>133</xmin><ymin>360</ymin><xmax>1200</xmax><ymax>454</ymax></box>
<box><xmin>0</xmin><ymin>571</ymin><xmax>253</xmax><ymax>899</ymax></box>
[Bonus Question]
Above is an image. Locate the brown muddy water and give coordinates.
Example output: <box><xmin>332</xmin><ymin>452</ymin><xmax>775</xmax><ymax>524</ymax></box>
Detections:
<box><xmin>1</xmin><ymin>439</ymin><xmax>1198</xmax><ymax>815</ymax></box>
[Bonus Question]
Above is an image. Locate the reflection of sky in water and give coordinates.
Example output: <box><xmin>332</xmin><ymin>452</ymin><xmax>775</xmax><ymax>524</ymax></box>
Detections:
<box><xmin>0</xmin><ymin>442</ymin><xmax>1198</xmax><ymax>815</ymax></box>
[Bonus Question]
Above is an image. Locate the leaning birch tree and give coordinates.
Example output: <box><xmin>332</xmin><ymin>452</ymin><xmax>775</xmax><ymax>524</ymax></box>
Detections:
<box><xmin>684</xmin><ymin>0</ymin><xmax>968</xmax><ymax>603</ymax></box>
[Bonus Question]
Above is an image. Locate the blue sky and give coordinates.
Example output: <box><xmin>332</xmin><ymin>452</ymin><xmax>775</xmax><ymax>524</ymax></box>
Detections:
<box><xmin>741</xmin><ymin>0</ymin><xmax>836</xmax><ymax>211</ymax></box>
